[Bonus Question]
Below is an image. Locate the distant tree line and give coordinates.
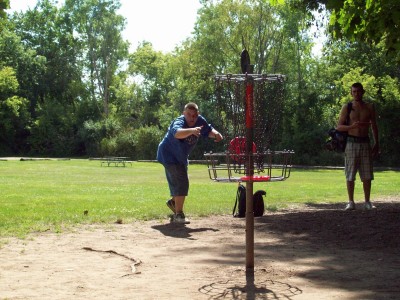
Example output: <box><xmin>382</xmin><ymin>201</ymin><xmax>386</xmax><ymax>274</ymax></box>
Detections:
<box><xmin>1</xmin><ymin>0</ymin><xmax>399</xmax><ymax>166</ymax></box>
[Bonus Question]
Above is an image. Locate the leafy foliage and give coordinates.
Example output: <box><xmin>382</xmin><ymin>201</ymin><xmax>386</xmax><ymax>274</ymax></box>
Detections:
<box><xmin>1</xmin><ymin>0</ymin><xmax>399</xmax><ymax>167</ymax></box>
<box><xmin>0</xmin><ymin>0</ymin><xmax>9</xmax><ymax>20</ymax></box>
<box><xmin>0</xmin><ymin>66</ymin><xmax>31</xmax><ymax>154</ymax></box>
<box><xmin>286</xmin><ymin>0</ymin><xmax>400</xmax><ymax>60</ymax></box>
<box><xmin>64</xmin><ymin>0</ymin><xmax>129</xmax><ymax>117</ymax></box>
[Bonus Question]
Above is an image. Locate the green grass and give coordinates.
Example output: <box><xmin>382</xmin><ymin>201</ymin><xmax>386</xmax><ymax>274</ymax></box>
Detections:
<box><xmin>0</xmin><ymin>159</ymin><xmax>399</xmax><ymax>238</ymax></box>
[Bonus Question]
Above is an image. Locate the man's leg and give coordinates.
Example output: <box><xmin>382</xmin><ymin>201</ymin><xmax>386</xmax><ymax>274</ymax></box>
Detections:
<box><xmin>347</xmin><ymin>180</ymin><xmax>355</xmax><ymax>202</ymax></box>
<box><xmin>163</xmin><ymin>164</ymin><xmax>190</xmax><ymax>223</ymax></box>
<box><xmin>173</xmin><ymin>195</ymin><xmax>185</xmax><ymax>214</ymax></box>
<box><xmin>344</xmin><ymin>142</ymin><xmax>356</xmax><ymax>210</ymax></box>
<box><xmin>362</xmin><ymin>180</ymin><xmax>375</xmax><ymax>209</ymax></box>
<box><xmin>359</xmin><ymin>142</ymin><xmax>375</xmax><ymax>209</ymax></box>
<box><xmin>345</xmin><ymin>180</ymin><xmax>356</xmax><ymax>210</ymax></box>
<box><xmin>363</xmin><ymin>180</ymin><xmax>371</xmax><ymax>202</ymax></box>
<box><xmin>171</xmin><ymin>195</ymin><xmax>190</xmax><ymax>224</ymax></box>
<box><xmin>164</xmin><ymin>164</ymin><xmax>188</xmax><ymax>214</ymax></box>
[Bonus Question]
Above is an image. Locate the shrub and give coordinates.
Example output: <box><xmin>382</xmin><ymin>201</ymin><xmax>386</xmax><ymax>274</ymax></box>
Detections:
<box><xmin>134</xmin><ymin>126</ymin><xmax>163</xmax><ymax>160</ymax></box>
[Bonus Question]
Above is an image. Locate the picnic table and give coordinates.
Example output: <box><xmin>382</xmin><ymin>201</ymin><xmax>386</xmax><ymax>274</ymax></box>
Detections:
<box><xmin>101</xmin><ymin>157</ymin><xmax>132</xmax><ymax>167</ymax></box>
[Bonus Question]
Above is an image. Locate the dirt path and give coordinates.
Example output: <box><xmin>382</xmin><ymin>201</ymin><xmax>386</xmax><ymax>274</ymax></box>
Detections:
<box><xmin>1</xmin><ymin>197</ymin><xmax>400</xmax><ymax>299</ymax></box>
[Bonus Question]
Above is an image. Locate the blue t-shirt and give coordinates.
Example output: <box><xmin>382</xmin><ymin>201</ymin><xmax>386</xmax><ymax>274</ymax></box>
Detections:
<box><xmin>157</xmin><ymin>115</ymin><xmax>213</xmax><ymax>165</ymax></box>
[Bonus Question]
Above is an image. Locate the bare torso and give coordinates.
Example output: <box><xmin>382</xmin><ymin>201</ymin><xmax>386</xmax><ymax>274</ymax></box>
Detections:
<box><xmin>348</xmin><ymin>101</ymin><xmax>373</xmax><ymax>137</ymax></box>
<box><xmin>338</xmin><ymin>100</ymin><xmax>374</xmax><ymax>137</ymax></box>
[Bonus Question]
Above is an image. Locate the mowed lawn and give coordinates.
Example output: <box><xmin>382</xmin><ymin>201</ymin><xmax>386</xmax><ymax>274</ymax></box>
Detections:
<box><xmin>0</xmin><ymin>159</ymin><xmax>399</xmax><ymax>238</ymax></box>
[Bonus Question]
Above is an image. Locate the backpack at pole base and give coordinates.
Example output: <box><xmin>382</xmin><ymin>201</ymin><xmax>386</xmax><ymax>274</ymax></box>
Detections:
<box><xmin>233</xmin><ymin>183</ymin><xmax>265</xmax><ymax>218</ymax></box>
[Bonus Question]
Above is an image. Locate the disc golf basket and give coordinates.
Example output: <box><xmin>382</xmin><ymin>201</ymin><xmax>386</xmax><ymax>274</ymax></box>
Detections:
<box><xmin>204</xmin><ymin>50</ymin><xmax>294</xmax><ymax>269</ymax></box>
<box><xmin>204</xmin><ymin>66</ymin><xmax>294</xmax><ymax>183</ymax></box>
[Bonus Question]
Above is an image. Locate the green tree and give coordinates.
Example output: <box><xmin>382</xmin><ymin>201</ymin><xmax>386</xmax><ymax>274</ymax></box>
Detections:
<box><xmin>0</xmin><ymin>0</ymin><xmax>9</xmax><ymax>20</ymax></box>
<box><xmin>0</xmin><ymin>66</ymin><xmax>31</xmax><ymax>154</ymax></box>
<box><xmin>186</xmin><ymin>0</ymin><xmax>320</xmax><ymax>159</ymax></box>
<box><xmin>64</xmin><ymin>0</ymin><xmax>129</xmax><ymax>117</ymax></box>
<box><xmin>128</xmin><ymin>42</ymin><xmax>179</xmax><ymax>126</ymax></box>
<box><xmin>6</xmin><ymin>0</ymin><xmax>132</xmax><ymax>156</ymax></box>
<box><xmin>0</xmin><ymin>27</ymin><xmax>46</xmax><ymax>114</ymax></box>
<box><xmin>0</xmin><ymin>26</ymin><xmax>47</xmax><ymax>153</ymax></box>
<box><xmin>285</xmin><ymin>0</ymin><xmax>400</xmax><ymax>59</ymax></box>
<box><xmin>7</xmin><ymin>0</ymin><xmax>87</xmax><ymax>155</ymax></box>
<box><xmin>11</xmin><ymin>0</ymin><xmax>84</xmax><ymax>110</ymax></box>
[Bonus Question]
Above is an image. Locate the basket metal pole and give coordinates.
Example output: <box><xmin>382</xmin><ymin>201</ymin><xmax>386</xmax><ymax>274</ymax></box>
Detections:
<box><xmin>245</xmin><ymin>75</ymin><xmax>255</xmax><ymax>269</ymax></box>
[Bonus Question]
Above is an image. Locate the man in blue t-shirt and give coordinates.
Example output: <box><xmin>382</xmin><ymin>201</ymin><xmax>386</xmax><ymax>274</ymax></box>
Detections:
<box><xmin>157</xmin><ymin>102</ymin><xmax>223</xmax><ymax>224</ymax></box>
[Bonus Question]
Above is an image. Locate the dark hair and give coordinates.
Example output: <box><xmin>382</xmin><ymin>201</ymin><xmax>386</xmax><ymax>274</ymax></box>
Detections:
<box><xmin>351</xmin><ymin>82</ymin><xmax>364</xmax><ymax>91</ymax></box>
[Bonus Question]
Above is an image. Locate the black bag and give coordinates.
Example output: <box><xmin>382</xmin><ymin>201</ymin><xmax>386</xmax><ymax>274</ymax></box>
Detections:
<box><xmin>326</xmin><ymin>102</ymin><xmax>352</xmax><ymax>153</ymax></box>
<box><xmin>253</xmin><ymin>190</ymin><xmax>266</xmax><ymax>217</ymax></box>
<box><xmin>325</xmin><ymin>129</ymin><xmax>348</xmax><ymax>152</ymax></box>
<box><xmin>233</xmin><ymin>184</ymin><xmax>265</xmax><ymax>218</ymax></box>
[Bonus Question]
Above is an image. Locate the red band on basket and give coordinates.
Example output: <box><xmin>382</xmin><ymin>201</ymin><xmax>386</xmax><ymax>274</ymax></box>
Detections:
<box><xmin>240</xmin><ymin>175</ymin><xmax>271</xmax><ymax>182</ymax></box>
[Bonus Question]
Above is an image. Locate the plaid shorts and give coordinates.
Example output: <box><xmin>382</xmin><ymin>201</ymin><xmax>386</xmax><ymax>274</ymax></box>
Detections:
<box><xmin>344</xmin><ymin>139</ymin><xmax>374</xmax><ymax>181</ymax></box>
<box><xmin>163</xmin><ymin>164</ymin><xmax>189</xmax><ymax>196</ymax></box>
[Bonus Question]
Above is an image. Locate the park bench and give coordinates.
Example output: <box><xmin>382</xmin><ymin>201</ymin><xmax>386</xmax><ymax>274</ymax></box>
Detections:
<box><xmin>101</xmin><ymin>157</ymin><xmax>132</xmax><ymax>167</ymax></box>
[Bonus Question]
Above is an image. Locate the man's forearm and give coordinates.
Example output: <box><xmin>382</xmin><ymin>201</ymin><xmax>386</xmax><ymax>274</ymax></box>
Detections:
<box><xmin>175</xmin><ymin>128</ymin><xmax>196</xmax><ymax>139</ymax></box>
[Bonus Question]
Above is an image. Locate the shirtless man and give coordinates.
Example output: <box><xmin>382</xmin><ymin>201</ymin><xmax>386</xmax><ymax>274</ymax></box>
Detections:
<box><xmin>336</xmin><ymin>82</ymin><xmax>379</xmax><ymax>210</ymax></box>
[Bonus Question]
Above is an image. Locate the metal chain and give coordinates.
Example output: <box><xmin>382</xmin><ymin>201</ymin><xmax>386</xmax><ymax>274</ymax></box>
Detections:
<box><xmin>213</xmin><ymin>74</ymin><xmax>285</xmax><ymax>173</ymax></box>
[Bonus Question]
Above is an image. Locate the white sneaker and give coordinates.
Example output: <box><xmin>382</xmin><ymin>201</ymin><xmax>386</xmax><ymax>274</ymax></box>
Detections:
<box><xmin>364</xmin><ymin>202</ymin><xmax>376</xmax><ymax>210</ymax></box>
<box><xmin>171</xmin><ymin>212</ymin><xmax>190</xmax><ymax>224</ymax></box>
<box><xmin>344</xmin><ymin>202</ymin><xmax>355</xmax><ymax>211</ymax></box>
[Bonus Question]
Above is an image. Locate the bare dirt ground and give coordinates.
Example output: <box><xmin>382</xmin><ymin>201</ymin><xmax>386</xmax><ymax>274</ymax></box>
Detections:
<box><xmin>1</xmin><ymin>197</ymin><xmax>400</xmax><ymax>300</ymax></box>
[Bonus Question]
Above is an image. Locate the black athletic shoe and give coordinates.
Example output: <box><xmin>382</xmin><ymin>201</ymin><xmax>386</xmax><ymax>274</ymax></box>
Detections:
<box><xmin>166</xmin><ymin>199</ymin><xmax>175</xmax><ymax>213</ymax></box>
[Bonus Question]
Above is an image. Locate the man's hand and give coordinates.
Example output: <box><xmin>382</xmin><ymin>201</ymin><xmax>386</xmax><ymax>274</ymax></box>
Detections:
<box><xmin>212</xmin><ymin>131</ymin><xmax>223</xmax><ymax>142</ymax></box>
<box><xmin>350</xmin><ymin>121</ymin><xmax>371</xmax><ymax>129</ymax></box>
<box><xmin>192</xmin><ymin>126</ymin><xmax>203</xmax><ymax>137</ymax></box>
<box><xmin>372</xmin><ymin>144</ymin><xmax>380</xmax><ymax>159</ymax></box>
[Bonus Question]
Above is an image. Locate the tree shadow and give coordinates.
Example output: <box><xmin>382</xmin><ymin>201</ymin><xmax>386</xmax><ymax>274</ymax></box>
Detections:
<box><xmin>211</xmin><ymin>201</ymin><xmax>400</xmax><ymax>299</ymax></box>
<box><xmin>257</xmin><ymin>201</ymin><xmax>400</xmax><ymax>250</ymax></box>
<box><xmin>150</xmin><ymin>201</ymin><xmax>400</xmax><ymax>298</ymax></box>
